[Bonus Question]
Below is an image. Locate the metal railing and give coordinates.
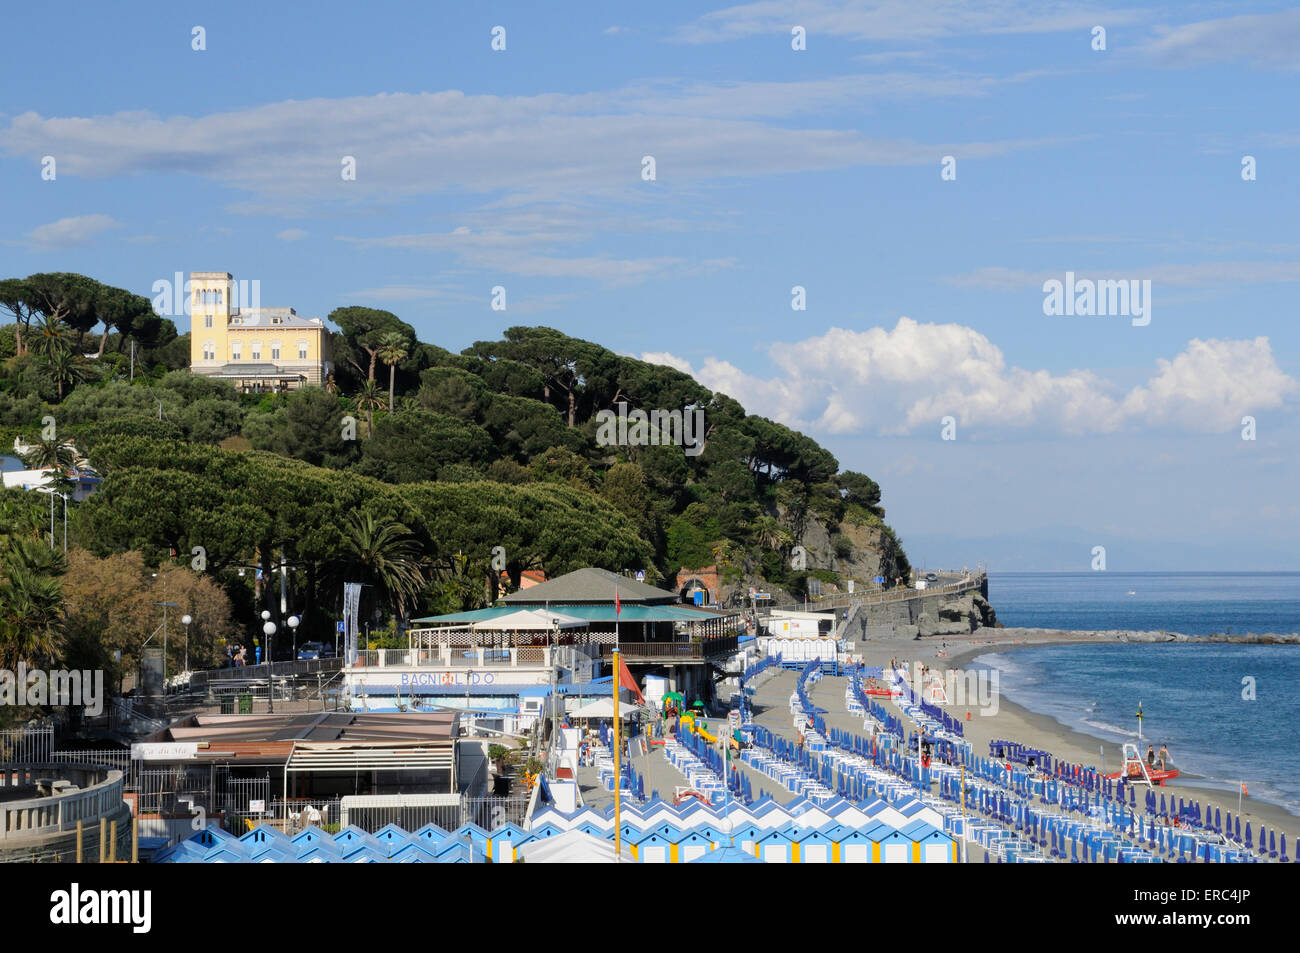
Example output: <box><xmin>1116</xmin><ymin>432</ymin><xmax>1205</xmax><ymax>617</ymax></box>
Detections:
<box><xmin>599</xmin><ymin>635</ymin><xmax>738</xmax><ymax>660</ymax></box>
<box><xmin>772</xmin><ymin>572</ymin><xmax>985</xmax><ymax>614</ymax></box>
<box><xmin>188</xmin><ymin>656</ymin><xmax>343</xmax><ymax>693</ymax></box>
<box><xmin>0</xmin><ymin>726</ymin><xmax>53</xmax><ymax>763</ymax></box>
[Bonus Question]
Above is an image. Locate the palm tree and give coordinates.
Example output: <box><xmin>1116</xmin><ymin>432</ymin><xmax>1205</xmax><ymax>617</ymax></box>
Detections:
<box><xmin>29</xmin><ymin>314</ymin><xmax>71</xmax><ymax>359</ymax></box>
<box><xmin>751</xmin><ymin>514</ymin><xmax>794</xmax><ymax>551</ymax></box>
<box><xmin>375</xmin><ymin>332</ymin><xmax>409</xmax><ymax>412</ymax></box>
<box><xmin>0</xmin><ymin>564</ymin><xmax>64</xmax><ymax>670</ymax></box>
<box><xmin>324</xmin><ymin>373</ymin><xmax>338</xmax><ymax>395</ymax></box>
<box><xmin>44</xmin><ymin>350</ymin><xmax>91</xmax><ymax>399</ymax></box>
<box><xmin>334</xmin><ymin>511</ymin><xmax>427</xmax><ymax>619</ymax></box>
<box><xmin>19</xmin><ymin>437</ymin><xmax>78</xmax><ymax>471</ymax></box>
<box><xmin>353</xmin><ymin>380</ymin><xmax>385</xmax><ymax>436</ymax></box>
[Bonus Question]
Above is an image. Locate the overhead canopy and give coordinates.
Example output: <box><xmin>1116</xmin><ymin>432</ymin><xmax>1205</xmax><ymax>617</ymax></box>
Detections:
<box><xmin>470</xmin><ymin>609</ymin><xmax>588</xmax><ymax>632</ymax></box>
<box><xmin>516</xmin><ymin>829</ymin><xmax>636</xmax><ymax>863</ymax></box>
<box><xmin>570</xmin><ymin>697</ymin><xmax>652</xmax><ymax>720</ymax></box>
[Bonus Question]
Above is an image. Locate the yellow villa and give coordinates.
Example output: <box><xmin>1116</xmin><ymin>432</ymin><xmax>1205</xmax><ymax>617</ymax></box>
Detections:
<box><xmin>187</xmin><ymin>271</ymin><xmax>333</xmax><ymax>392</ymax></box>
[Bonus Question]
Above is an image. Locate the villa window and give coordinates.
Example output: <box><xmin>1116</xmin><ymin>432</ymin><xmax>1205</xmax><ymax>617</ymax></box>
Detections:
<box><xmin>271</xmin><ymin>342</ymin><xmax>281</xmax><ymax>360</ymax></box>
<box><xmin>251</xmin><ymin>342</ymin><xmax>261</xmax><ymax>360</ymax></box>
<box><xmin>203</xmin><ymin>341</ymin><xmax>215</xmax><ymax>361</ymax></box>
<box><xmin>231</xmin><ymin>342</ymin><xmax>242</xmax><ymax>360</ymax></box>
<box><xmin>298</xmin><ymin>340</ymin><xmax>309</xmax><ymax>360</ymax></box>
<box><xmin>204</xmin><ymin>314</ymin><xmax>213</xmax><ymax>328</ymax></box>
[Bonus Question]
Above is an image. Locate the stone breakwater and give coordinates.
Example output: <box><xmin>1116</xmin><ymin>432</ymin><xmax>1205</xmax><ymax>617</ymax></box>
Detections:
<box><xmin>989</xmin><ymin>628</ymin><xmax>1300</xmax><ymax>645</ymax></box>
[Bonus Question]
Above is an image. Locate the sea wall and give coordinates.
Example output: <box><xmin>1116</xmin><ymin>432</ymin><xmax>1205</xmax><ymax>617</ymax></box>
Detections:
<box><xmin>845</xmin><ymin>588</ymin><xmax>999</xmax><ymax>641</ymax></box>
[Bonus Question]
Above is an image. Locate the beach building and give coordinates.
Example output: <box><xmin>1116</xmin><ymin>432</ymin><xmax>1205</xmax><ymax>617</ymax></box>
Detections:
<box><xmin>129</xmin><ymin>712</ymin><xmax>461</xmax><ymax>841</ymax></box>
<box><xmin>408</xmin><ymin>568</ymin><xmax>742</xmax><ymax>708</ymax></box>
<box><xmin>187</xmin><ymin>271</ymin><xmax>333</xmax><ymax>392</ymax></box>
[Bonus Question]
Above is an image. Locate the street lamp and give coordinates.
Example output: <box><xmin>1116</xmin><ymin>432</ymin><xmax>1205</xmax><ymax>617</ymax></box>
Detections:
<box><xmin>181</xmin><ymin>614</ymin><xmax>192</xmax><ymax>674</ymax></box>
<box><xmin>263</xmin><ymin>618</ymin><xmax>277</xmax><ymax>713</ymax></box>
<box><xmin>287</xmin><ymin>615</ymin><xmax>300</xmax><ymax>659</ymax></box>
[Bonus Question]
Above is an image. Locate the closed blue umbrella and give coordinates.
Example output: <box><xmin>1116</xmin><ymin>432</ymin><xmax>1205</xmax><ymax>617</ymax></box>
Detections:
<box><xmin>1269</xmin><ymin>829</ymin><xmax>1277</xmax><ymax>858</ymax></box>
<box><xmin>1235</xmin><ymin>817</ymin><xmax>1242</xmax><ymax>843</ymax></box>
<box><xmin>1245</xmin><ymin>822</ymin><xmax>1253</xmax><ymax>849</ymax></box>
<box><xmin>1280</xmin><ymin>833</ymin><xmax>1287</xmax><ymax>863</ymax></box>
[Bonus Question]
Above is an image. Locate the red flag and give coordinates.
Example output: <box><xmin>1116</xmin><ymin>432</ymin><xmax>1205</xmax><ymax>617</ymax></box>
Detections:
<box><xmin>1241</xmin><ymin>782</ymin><xmax>1249</xmax><ymax>797</ymax></box>
<box><xmin>618</xmin><ymin>653</ymin><xmax>645</xmax><ymax>705</ymax></box>
<box><xmin>615</xmin><ymin>586</ymin><xmax>621</xmax><ymax>617</ymax></box>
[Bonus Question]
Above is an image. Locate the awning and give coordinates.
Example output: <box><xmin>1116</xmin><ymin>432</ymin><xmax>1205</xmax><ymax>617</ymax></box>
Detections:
<box><xmin>470</xmin><ymin>609</ymin><xmax>588</xmax><ymax>632</ymax></box>
<box><xmin>569</xmin><ymin>697</ymin><xmax>652</xmax><ymax>720</ymax></box>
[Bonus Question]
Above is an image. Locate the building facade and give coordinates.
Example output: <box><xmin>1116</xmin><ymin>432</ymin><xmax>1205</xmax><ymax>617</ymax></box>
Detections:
<box><xmin>187</xmin><ymin>271</ymin><xmax>333</xmax><ymax>392</ymax></box>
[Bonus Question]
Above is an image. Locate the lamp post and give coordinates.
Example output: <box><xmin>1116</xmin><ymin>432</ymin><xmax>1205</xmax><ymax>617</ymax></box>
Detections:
<box><xmin>261</xmin><ymin>610</ymin><xmax>276</xmax><ymax>713</ymax></box>
<box><xmin>181</xmin><ymin>614</ymin><xmax>192</xmax><ymax>674</ymax></box>
<box><xmin>287</xmin><ymin>615</ymin><xmax>300</xmax><ymax>659</ymax></box>
<box><xmin>551</xmin><ymin>618</ymin><xmax>560</xmax><ymax>739</ymax></box>
<box><xmin>153</xmin><ymin>599</ymin><xmax>179</xmax><ymax>695</ymax></box>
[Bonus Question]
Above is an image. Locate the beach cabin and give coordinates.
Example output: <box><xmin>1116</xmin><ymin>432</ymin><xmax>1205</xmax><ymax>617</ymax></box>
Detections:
<box><xmin>452</xmin><ymin>823</ymin><xmax>492</xmax><ymax>858</ymax></box>
<box><xmin>390</xmin><ymin>841</ymin><xmax>439</xmax><ymax>863</ymax></box>
<box><xmin>629</xmin><ymin>828</ymin><xmax>676</xmax><ymax>863</ymax></box>
<box><xmin>754</xmin><ymin>827</ymin><xmax>795</xmax><ymax>863</ymax></box>
<box><xmin>825</xmin><ymin>824</ymin><xmax>873</xmax><ymax>863</ymax></box>
<box><xmin>676</xmin><ymin>830</ymin><xmax>718</xmax><ymax>862</ymax></box>
<box><xmin>730</xmin><ymin>821</ymin><xmax>767</xmax><ymax>855</ymax></box>
<box><xmin>294</xmin><ymin>840</ymin><xmax>345</xmax><ymax>863</ymax></box>
<box><xmin>865</xmin><ymin>821</ymin><xmax>911</xmax><ymax>863</ymax></box>
<box><xmin>902</xmin><ymin>820</ymin><xmax>956</xmax><ymax>863</ymax></box>
<box><xmin>788</xmin><ymin>824</ymin><xmax>835</xmax><ymax>863</ymax></box>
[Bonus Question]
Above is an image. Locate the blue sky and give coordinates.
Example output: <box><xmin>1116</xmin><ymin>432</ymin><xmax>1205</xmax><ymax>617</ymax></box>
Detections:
<box><xmin>3</xmin><ymin>1</ymin><xmax>1299</xmax><ymax>569</ymax></box>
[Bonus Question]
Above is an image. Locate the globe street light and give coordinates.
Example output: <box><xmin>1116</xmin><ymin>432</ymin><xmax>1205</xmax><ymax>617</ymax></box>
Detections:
<box><xmin>263</xmin><ymin>619</ymin><xmax>278</xmax><ymax>712</ymax></box>
<box><xmin>287</xmin><ymin>615</ymin><xmax>300</xmax><ymax>659</ymax></box>
<box><xmin>182</xmin><ymin>614</ymin><xmax>192</xmax><ymax>674</ymax></box>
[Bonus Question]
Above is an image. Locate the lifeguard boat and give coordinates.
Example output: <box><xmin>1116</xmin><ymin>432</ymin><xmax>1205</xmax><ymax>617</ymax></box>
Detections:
<box><xmin>1103</xmin><ymin>743</ymin><xmax>1180</xmax><ymax>786</ymax></box>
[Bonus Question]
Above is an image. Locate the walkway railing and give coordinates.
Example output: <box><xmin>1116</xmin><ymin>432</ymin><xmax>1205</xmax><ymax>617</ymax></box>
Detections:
<box><xmin>772</xmin><ymin>572</ymin><xmax>985</xmax><ymax>614</ymax></box>
<box><xmin>0</xmin><ymin>764</ymin><xmax>126</xmax><ymax>842</ymax></box>
<box><xmin>599</xmin><ymin>636</ymin><xmax>737</xmax><ymax>661</ymax></box>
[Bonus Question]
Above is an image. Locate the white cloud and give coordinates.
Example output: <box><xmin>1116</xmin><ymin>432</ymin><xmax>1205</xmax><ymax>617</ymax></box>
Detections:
<box><xmin>949</xmin><ymin>262</ymin><xmax>1300</xmax><ymax>290</ymax></box>
<box><xmin>1144</xmin><ymin>8</ymin><xmax>1300</xmax><ymax>70</ymax></box>
<box><xmin>677</xmin><ymin>1</ymin><xmax>1139</xmax><ymax>44</ymax></box>
<box><xmin>0</xmin><ymin>84</ymin><xmax>1060</xmax><ymax>206</ymax></box>
<box><xmin>276</xmin><ymin>228</ymin><xmax>309</xmax><ymax>241</ymax></box>
<box><xmin>23</xmin><ymin>213</ymin><xmax>119</xmax><ymax>248</ymax></box>
<box><xmin>647</xmin><ymin>318</ymin><xmax>1298</xmax><ymax>437</ymax></box>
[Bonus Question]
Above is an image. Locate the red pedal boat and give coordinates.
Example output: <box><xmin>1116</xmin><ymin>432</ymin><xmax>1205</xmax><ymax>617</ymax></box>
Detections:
<box><xmin>1105</xmin><ymin>767</ymin><xmax>1180</xmax><ymax>786</ymax></box>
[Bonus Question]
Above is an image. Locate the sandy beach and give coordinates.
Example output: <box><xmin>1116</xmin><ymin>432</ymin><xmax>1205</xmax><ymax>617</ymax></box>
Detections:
<box><xmin>854</xmin><ymin>626</ymin><xmax>1300</xmax><ymax>848</ymax></box>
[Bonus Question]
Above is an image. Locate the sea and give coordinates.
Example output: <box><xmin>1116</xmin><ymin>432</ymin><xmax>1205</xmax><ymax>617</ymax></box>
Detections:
<box><xmin>974</xmin><ymin>572</ymin><xmax>1300</xmax><ymax>816</ymax></box>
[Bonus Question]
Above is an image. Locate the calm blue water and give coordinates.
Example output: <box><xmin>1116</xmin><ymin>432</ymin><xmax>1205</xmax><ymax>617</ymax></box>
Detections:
<box><xmin>990</xmin><ymin>571</ymin><xmax>1300</xmax><ymax>634</ymax></box>
<box><xmin>975</xmin><ymin>571</ymin><xmax>1300</xmax><ymax>815</ymax></box>
<box><xmin>972</xmin><ymin>643</ymin><xmax>1300</xmax><ymax>816</ymax></box>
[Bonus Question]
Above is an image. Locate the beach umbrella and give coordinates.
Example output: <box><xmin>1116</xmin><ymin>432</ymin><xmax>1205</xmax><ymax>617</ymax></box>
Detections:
<box><xmin>1280</xmin><ymin>833</ymin><xmax>1287</xmax><ymax>863</ymax></box>
<box><xmin>1269</xmin><ymin>829</ymin><xmax>1277</xmax><ymax>858</ymax></box>
<box><xmin>1245</xmin><ymin>822</ymin><xmax>1252</xmax><ymax>849</ymax></box>
<box><xmin>1129</xmin><ymin>786</ymin><xmax>1136</xmax><ymax>807</ymax></box>
<box><xmin>1215</xmin><ymin>808</ymin><xmax>1221</xmax><ymax>832</ymax></box>
<box><xmin>1159</xmin><ymin>793</ymin><xmax>1167</xmax><ymax>816</ymax></box>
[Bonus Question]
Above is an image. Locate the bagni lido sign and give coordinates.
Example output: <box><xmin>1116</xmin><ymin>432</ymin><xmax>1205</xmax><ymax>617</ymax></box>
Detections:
<box><xmin>398</xmin><ymin>672</ymin><xmax>497</xmax><ymax>687</ymax></box>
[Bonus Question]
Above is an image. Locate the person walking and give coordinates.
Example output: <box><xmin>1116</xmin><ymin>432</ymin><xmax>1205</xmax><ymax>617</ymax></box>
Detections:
<box><xmin>1146</xmin><ymin>744</ymin><xmax>1155</xmax><ymax>767</ymax></box>
<box><xmin>1157</xmin><ymin>743</ymin><xmax>1170</xmax><ymax>770</ymax></box>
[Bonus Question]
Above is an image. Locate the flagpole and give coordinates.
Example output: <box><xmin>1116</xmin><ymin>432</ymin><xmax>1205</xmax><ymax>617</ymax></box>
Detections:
<box><xmin>613</xmin><ymin>585</ymin><xmax>622</xmax><ymax>860</ymax></box>
<box><xmin>613</xmin><ymin>645</ymin><xmax>622</xmax><ymax>860</ymax></box>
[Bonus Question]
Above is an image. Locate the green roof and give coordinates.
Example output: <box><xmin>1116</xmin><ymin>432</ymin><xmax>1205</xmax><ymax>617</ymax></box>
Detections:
<box><xmin>412</xmin><ymin>604</ymin><xmax>735</xmax><ymax>626</ymax></box>
<box><xmin>501</xmin><ymin>567</ymin><xmax>676</xmax><ymax>605</ymax></box>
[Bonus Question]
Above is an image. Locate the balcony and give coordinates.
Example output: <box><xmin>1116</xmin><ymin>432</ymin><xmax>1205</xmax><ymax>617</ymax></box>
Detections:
<box><xmin>599</xmin><ymin>635</ymin><xmax>738</xmax><ymax>663</ymax></box>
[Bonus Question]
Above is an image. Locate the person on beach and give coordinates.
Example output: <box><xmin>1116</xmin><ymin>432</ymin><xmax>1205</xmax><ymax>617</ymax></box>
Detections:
<box><xmin>1146</xmin><ymin>745</ymin><xmax>1155</xmax><ymax>766</ymax></box>
<box><xmin>1158</xmin><ymin>743</ymin><xmax>1170</xmax><ymax>769</ymax></box>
